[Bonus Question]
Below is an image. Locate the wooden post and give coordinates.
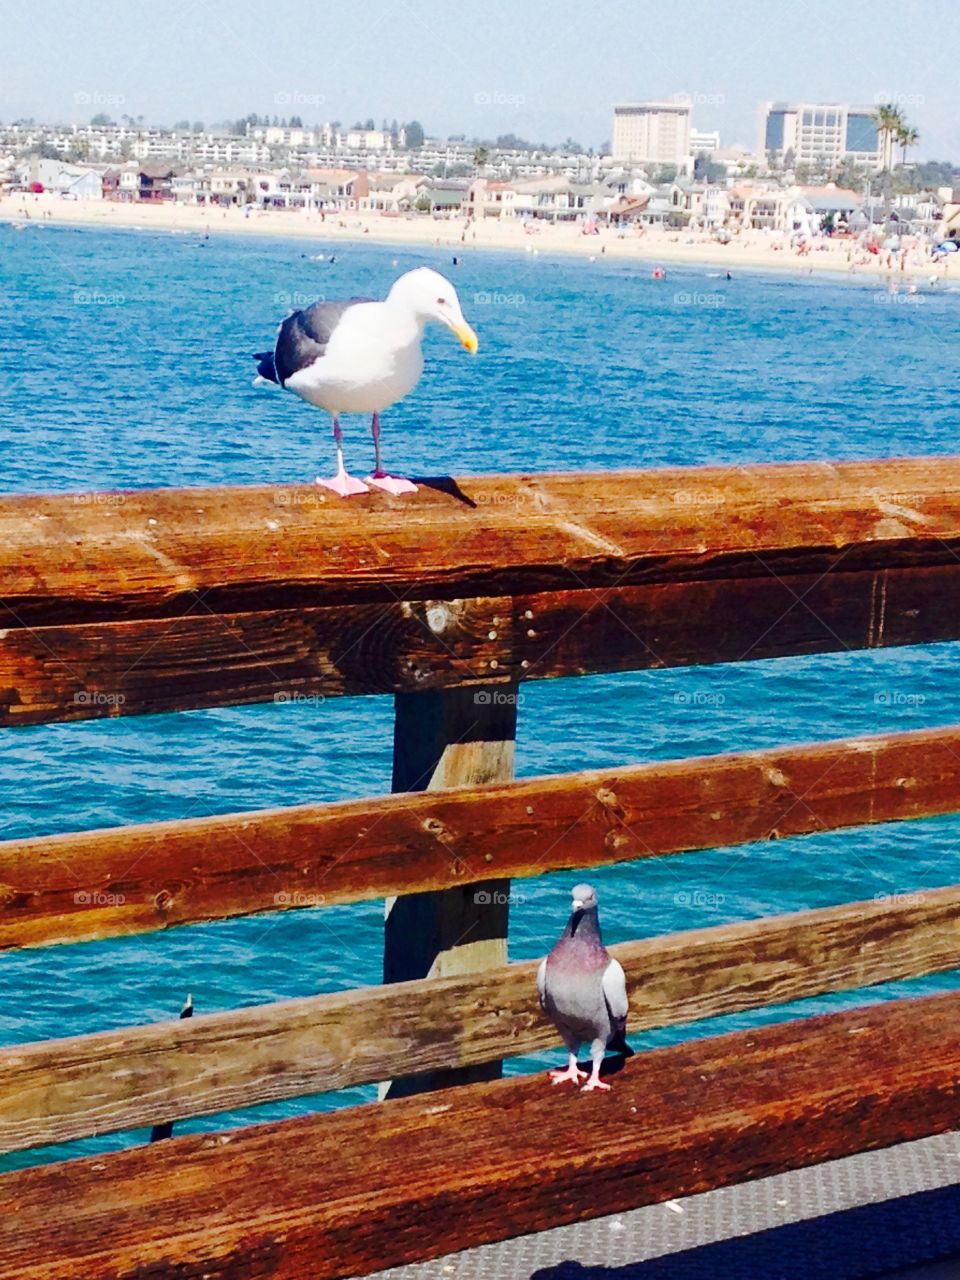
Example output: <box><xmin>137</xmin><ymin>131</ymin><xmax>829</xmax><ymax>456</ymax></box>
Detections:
<box><xmin>382</xmin><ymin>683</ymin><xmax>518</xmax><ymax>1098</ymax></box>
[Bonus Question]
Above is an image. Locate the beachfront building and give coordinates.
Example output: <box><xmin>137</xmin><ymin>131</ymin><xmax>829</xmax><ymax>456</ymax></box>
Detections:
<box><xmin>466</xmin><ymin>179</ymin><xmax>518</xmax><ymax>218</ymax></box>
<box><xmin>612</xmin><ymin>101</ymin><xmax>692</xmax><ymax>172</ymax></box>
<box><xmin>689</xmin><ymin>129</ymin><xmax>720</xmax><ymax>155</ymax></box>
<box><xmin>360</xmin><ymin>173</ymin><xmax>422</xmax><ymax>213</ymax></box>
<box><xmin>668</xmin><ymin>179</ymin><xmax>730</xmax><ymax>228</ymax></box>
<box><xmin>18</xmin><ymin>157</ymin><xmax>103</xmax><ymax>199</ymax></box>
<box><xmin>758</xmin><ymin>102</ymin><xmax>882</xmax><ymax>171</ymax></box>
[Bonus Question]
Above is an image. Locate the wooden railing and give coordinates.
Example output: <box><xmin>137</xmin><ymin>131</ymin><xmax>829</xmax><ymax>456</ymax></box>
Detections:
<box><xmin>2</xmin><ymin>457</ymin><xmax>960</xmax><ymax>1279</ymax></box>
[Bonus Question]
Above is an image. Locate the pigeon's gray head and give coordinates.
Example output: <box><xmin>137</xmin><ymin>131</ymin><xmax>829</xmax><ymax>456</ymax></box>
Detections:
<box><xmin>571</xmin><ymin>883</ymin><xmax>598</xmax><ymax>912</ymax></box>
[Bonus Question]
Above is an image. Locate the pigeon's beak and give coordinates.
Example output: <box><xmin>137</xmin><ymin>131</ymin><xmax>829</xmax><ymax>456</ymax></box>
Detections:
<box><xmin>572</xmin><ymin>899</ymin><xmax>584</xmax><ymax>911</ymax></box>
<box><xmin>450</xmin><ymin>319</ymin><xmax>479</xmax><ymax>354</ymax></box>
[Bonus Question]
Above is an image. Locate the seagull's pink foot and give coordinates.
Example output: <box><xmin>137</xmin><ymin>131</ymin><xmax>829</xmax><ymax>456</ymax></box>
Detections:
<box><xmin>316</xmin><ymin>471</ymin><xmax>370</xmax><ymax>497</ymax></box>
<box><xmin>367</xmin><ymin>472</ymin><xmax>418</xmax><ymax>495</ymax></box>
<box><xmin>581</xmin><ymin>1076</ymin><xmax>611</xmax><ymax>1093</ymax></box>
<box><xmin>548</xmin><ymin>1063</ymin><xmax>588</xmax><ymax>1086</ymax></box>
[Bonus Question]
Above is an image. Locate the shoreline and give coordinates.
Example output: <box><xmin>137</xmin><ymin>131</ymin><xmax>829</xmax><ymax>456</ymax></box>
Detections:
<box><xmin>1</xmin><ymin>193</ymin><xmax>954</xmax><ymax>283</ymax></box>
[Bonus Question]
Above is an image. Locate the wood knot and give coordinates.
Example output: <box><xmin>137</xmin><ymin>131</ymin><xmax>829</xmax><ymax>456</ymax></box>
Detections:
<box><xmin>425</xmin><ymin>602</ymin><xmax>461</xmax><ymax>635</ymax></box>
<box><xmin>154</xmin><ymin>889</ymin><xmax>175</xmax><ymax>914</ymax></box>
<box><xmin>596</xmin><ymin>787</ymin><xmax>626</xmax><ymax>820</ymax></box>
<box><xmin>423</xmin><ymin>816</ymin><xmax>455</xmax><ymax>846</ymax></box>
<box><xmin>604</xmin><ymin>831</ymin><xmax>631</xmax><ymax>852</ymax></box>
<box><xmin>766</xmin><ymin>768</ymin><xmax>788</xmax><ymax>788</ymax></box>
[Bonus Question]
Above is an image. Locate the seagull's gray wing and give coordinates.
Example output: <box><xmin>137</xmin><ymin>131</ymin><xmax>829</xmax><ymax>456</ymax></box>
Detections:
<box><xmin>272</xmin><ymin>298</ymin><xmax>372</xmax><ymax>384</ymax></box>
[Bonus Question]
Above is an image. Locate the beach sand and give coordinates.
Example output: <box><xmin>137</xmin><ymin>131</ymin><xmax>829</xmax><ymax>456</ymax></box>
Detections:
<box><xmin>1</xmin><ymin>192</ymin><xmax>954</xmax><ymax>283</ymax></box>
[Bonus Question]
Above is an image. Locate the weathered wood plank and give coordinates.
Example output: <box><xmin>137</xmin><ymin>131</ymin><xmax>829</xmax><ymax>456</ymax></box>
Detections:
<box><xmin>2</xmin><ymin>458</ymin><xmax>960</xmax><ymax>721</ymax></box>
<box><xmin>383</xmin><ymin>684</ymin><xmax>517</xmax><ymax>1097</ymax></box>
<box><xmin>4</xmin><ymin>724</ymin><xmax>960</xmax><ymax>950</ymax></box>
<box><xmin>3</xmin><ymin>991</ymin><xmax>960</xmax><ymax>1280</ymax></box>
<box><xmin>3</xmin><ymin>886</ymin><xmax>960</xmax><ymax>1155</ymax></box>
<box><xmin>3</xmin><ymin>458</ymin><xmax>960</xmax><ymax>621</ymax></box>
<box><xmin>4</xmin><ymin>561</ymin><xmax>960</xmax><ymax>724</ymax></box>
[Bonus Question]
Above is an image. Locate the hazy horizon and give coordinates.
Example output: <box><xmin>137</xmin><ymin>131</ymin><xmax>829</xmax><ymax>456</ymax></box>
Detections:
<box><xmin>2</xmin><ymin>0</ymin><xmax>955</xmax><ymax>159</ymax></box>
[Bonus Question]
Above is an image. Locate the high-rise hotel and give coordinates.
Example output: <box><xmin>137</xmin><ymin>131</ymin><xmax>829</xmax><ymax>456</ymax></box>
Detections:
<box><xmin>757</xmin><ymin>102</ymin><xmax>885</xmax><ymax>170</ymax></box>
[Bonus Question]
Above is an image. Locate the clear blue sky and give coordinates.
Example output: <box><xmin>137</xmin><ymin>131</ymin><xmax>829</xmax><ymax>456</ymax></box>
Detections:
<box><xmin>2</xmin><ymin>0</ymin><xmax>955</xmax><ymax>158</ymax></box>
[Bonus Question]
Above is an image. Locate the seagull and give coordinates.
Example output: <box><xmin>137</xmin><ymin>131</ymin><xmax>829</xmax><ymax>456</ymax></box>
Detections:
<box><xmin>537</xmin><ymin>883</ymin><xmax>633</xmax><ymax>1092</ymax></box>
<box><xmin>254</xmin><ymin>267</ymin><xmax>478</xmax><ymax>497</ymax></box>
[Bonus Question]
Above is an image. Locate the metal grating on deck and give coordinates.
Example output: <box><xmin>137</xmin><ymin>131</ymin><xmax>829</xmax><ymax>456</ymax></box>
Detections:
<box><xmin>361</xmin><ymin>1133</ymin><xmax>960</xmax><ymax>1280</ymax></box>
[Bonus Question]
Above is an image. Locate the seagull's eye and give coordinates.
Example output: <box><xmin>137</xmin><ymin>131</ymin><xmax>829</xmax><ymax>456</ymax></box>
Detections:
<box><xmin>436</xmin><ymin>297</ymin><xmax>447</xmax><ymax>305</ymax></box>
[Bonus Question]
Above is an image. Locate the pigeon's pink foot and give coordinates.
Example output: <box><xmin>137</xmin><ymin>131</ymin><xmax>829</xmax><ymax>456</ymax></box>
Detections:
<box><xmin>581</xmin><ymin>1076</ymin><xmax>611</xmax><ymax>1093</ymax></box>
<box><xmin>316</xmin><ymin>470</ymin><xmax>370</xmax><ymax>497</ymax></box>
<box><xmin>367</xmin><ymin>472</ymin><xmax>418</xmax><ymax>495</ymax></box>
<box><xmin>548</xmin><ymin>1063</ymin><xmax>588</xmax><ymax>1086</ymax></box>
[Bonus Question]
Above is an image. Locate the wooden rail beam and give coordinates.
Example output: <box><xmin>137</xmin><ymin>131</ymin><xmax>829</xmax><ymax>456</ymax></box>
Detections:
<box><xmin>2</xmin><ymin>457</ymin><xmax>960</xmax><ymax>722</ymax></box>
<box><xmin>2</xmin><ymin>885</ymin><xmax>960</xmax><ymax>1155</ymax></box>
<box><xmin>3</xmin><ymin>723</ymin><xmax>960</xmax><ymax>950</ymax></box>
<box><xmin>3</xmin><ymin>990</ymin><xmax>960</xmax><ymax>1279</ymax></box>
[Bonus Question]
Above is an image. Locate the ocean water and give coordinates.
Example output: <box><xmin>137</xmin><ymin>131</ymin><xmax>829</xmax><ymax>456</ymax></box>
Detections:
<box><xmin>2</xmin><ymin>220</ymin><xmax>960</xmax><ymax>1172</ymax></box>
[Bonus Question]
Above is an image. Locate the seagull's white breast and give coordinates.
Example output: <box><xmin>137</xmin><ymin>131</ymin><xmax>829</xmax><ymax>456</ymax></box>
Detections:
<box><xmin>284</xmin><ymin>301</ymin><xmax>425</xmax><ymax>415</ymax></box>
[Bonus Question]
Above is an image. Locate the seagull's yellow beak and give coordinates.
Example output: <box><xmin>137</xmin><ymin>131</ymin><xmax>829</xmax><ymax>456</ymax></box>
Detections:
<box><xmin>451</xmin><ymin>320</ymin><xmax>478</xmax><ymax>354</ymax></box>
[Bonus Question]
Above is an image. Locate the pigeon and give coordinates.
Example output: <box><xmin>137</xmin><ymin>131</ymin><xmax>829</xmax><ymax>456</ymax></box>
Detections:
<box><xmin>537</xmin><ymin>883</ymin><xmax>633</xmax><ymax>1091</ymax></box>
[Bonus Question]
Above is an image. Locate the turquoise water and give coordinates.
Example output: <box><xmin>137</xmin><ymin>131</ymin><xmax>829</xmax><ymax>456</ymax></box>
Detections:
<box><xmin>2</xmin><ymin>221</ymin><xmax>960</xmax><ymax>1171</ymax></box>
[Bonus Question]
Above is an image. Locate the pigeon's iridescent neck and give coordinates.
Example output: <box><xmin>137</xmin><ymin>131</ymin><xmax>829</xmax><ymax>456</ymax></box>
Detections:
<box><xmin>562</xmin><ymin>905</ymin><xmax>603</xmax><ymax>946</ymax></box>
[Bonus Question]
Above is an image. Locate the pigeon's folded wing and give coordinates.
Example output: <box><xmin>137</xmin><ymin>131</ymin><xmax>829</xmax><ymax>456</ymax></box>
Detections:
<box><xmin>536</xmin><ymin>957</ymin><xmax>548</xmax><ymax>1010</ymax></box>
<box><xmin>601</xmin><ymin>957</ymin><xmax>628</xmax><ymax>1024</ymax></box>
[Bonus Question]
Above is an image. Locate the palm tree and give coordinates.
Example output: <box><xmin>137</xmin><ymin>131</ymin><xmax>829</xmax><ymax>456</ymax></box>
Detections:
<box><xmin>898</xmin><ymin>123</ymin><xmax>919</xmax><ymax>166</ymax></box>
<box><xmin>472</xmin><ymin>145</ymin><xmax>489</xmax><ymax>174</ymax></box>
<box><xmin>874</xmin><ymin>103</ymin><xmax>903</xmax><ymax>171</ymax></box>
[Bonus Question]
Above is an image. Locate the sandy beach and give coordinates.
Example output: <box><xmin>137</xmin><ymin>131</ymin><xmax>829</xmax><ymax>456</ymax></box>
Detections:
<box><xmin>1</xmin><ymin>192</ymin><xmax>954</xmax><ymax>283</ymax></box>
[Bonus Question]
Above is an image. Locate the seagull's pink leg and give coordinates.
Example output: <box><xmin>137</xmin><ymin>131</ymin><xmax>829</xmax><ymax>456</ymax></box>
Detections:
<box><xmin>367</xmin><ymin>412</ymin><xmax>417</xmax><ymax>495</ymax></box>
<box><xmin>548</xmin><ymin>1053</ymin><xmax>588</xmax><ymax>1086</ymax></box>
<box><xmin>316</xmin><ymin>416</ymin><xmax>369</xmax><ymax>497</ymax></box>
